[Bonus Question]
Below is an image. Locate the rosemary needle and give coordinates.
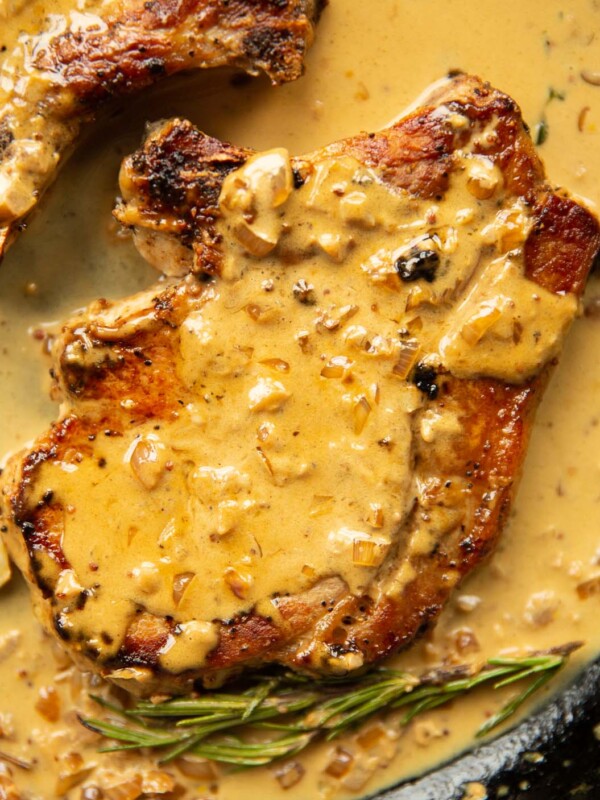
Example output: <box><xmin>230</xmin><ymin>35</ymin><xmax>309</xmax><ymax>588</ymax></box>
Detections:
<box><xmin>81</xmin><ymin>641</ymin><xmax>581</xmax><ymax>768</ymax></box>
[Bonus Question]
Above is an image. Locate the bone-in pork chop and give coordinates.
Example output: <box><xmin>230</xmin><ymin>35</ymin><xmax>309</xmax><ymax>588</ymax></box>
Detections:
<box><xmin>1</xmin><ymin>75</ymin><xmax>598</xmax><ymax>695</ymax></box>
<box><xmin>0</xmin><ymin>0</ymin><xmax>323</xmax><ymax>258</ymax></box>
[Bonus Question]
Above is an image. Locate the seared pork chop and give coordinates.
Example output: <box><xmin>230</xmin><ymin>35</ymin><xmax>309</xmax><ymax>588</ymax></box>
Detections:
<box><xmin>0</xmin><ymin>0</ymin><xmax>323</xmax><ymax>258</ymax></box>
<box><xmin>1</xmin><ymin>75</ymin><xmax>598</xmax><ymax>695</ymax></box>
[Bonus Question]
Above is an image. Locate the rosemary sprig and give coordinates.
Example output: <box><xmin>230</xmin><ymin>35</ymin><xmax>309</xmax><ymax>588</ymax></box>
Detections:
<box><xmin>81</xmin><ymin>642</ymin><xmax>581</xmax><ymax>768</ymax></box>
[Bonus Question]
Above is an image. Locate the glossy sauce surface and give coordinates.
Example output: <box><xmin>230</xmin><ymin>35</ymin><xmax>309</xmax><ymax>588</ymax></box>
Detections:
<box><xmin>0</xmin><ymin>0</ymin><xmax>600</xmax><ymax>798</ymax></box>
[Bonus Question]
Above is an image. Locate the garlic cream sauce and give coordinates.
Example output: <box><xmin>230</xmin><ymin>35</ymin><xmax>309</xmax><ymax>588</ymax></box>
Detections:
<box><xmin>0</xmin><ymin>0</ymin><xmax>599</xmax><ymax>798</ymax></box>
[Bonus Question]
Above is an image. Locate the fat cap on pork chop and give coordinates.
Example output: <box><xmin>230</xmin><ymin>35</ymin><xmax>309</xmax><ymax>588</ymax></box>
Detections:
<box><xmin>1</xmin><ymin>75</ymin><xmax>598</xmax><ymax>695</ymax></box>
<box><xmin>0</xmin><ymin>0</ymin><xmax>324</xmax><ymax>258</ymax></box>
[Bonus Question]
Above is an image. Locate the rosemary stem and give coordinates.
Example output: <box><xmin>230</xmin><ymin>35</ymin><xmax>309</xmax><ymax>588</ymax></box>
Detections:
<box><xmin>82</xmin><ymin>642</ymin><xmax>582</xmax><ymax>769</ymax></box>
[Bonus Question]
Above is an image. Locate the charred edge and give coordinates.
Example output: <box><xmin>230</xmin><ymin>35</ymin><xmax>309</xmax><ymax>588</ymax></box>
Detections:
<box><xmin>445</xmin><ymin>89</ymin><xmax>518</xmax><ymax>124</ymax></box>
<box><xmin>327</xmin><ymin>642</ymin><xmax>360</xmax><ymax>658</ymax></box>
<box><xmin>54</xmin><ymin>613</ymin><xmax>72</xmax><ymax>642</ymax></box>
<box><xmin>61</xmin><ymin>351</ymin><xmax>126</xmax><ymax>397</ymax></box>
<box><xmin>242</xmin><ymin>26</ymin><xmax>296</xmax><ymax>74</ymax></box>
<box><xmin>20</xmin><ymin>511</ymin><xmax>70</xmax><ymax>573</ymax></box>
<box><xmin>17</xmin><ymin>442</ymin><xmax>61</xmax><ymax>502</ymax></box>
<box><xmin>143</xmin><ymin>56</ymin><xmax>166</xmax><ymax>76</ymax></box>
<box><xmin>131</xmin><ymin>141</ymin><xmax>247</xmax><ymax>220</ymax></box>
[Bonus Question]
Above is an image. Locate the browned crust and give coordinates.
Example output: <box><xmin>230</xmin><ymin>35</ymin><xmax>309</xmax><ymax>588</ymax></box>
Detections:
<box><xmin>121</xmin><ymin>612</ymin><xmax>173</xmax><ymax>666</ymax></box>
<box><xmin>35</xmin><ymin>0</ymin><xmax>324</xmax><ymax>100</ymax></box>
<box><xmin>2</xmin><ymin>74</ymin><xmax>599</xmax><ymax>691</ymax></box>
<box><xmin>56</xmin><ymin>310</ymin><xmax>191</xmax><ymax>415</ymax></box>
<box><xmin>525</xmin><ymin>192</ymin><xmax>600</xmax><ymax>295</ymax></box>
<box><xmin>338</xmin><ymin>376</ymin><xmax>546</xmax><ymax>666</ymax></box>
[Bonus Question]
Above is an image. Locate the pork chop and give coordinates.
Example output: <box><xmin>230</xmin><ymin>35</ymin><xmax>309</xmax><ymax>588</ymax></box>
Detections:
<box><xmin>0</xmin><ymin>0</ymin><xmax>324</xmax><ymax>258</ymax></box>
<box><xmin>1</xmin><ymin>75</ymin><xmax>598</xmax><ymax>695</ymax></box>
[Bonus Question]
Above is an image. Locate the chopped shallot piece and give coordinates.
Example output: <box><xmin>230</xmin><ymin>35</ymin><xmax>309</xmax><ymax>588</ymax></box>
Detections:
<box><xmin>577</xmin><ymin>575</ymin><xmax>600</xmax><ymax>599</ymax></box>
<box><xmin>460</xmin><ymin>303</ymin><xmax>503</xmax><ymax>346</ymax></box>
<box><xmin>365</xmin><ymin>503</ymin><xmax>384</xmax><ymax>529</ymax></box>
<box><xmin>353</xmin><ymin>395</ymin><xmax>371</xmax><ymax>434</ymax></box>
<box><xmin>275</xmin><ymin>761</ymin><xmax>305</xmax><ymax>789</ymax></box>
<box><xmin>141</xmin><ymin>771</ymin><xmax>176</xmax><ymax>794</ymax></box>
<box><xmin>392</xmin><ymin>339</ymin><xmax>420</xmax><ymax>379</ymax></box>
<box><xmin>352</xmin><ymin>537</ymin><xmax>389</xmax><ymax>567</ymax></box>
<box><xmin>104</xmin><ymin>776</ymin><xmax>143</xmax><ymax>800</ymax></box>
<box><xmin>129</xmin><ymin>437</ymin><xmax>165</xmax><ymax>490</ymax></box>
<box><xmin>233</xmin><ymin>221</ymin><xmax>278</xmax><ymax>257</ymax></box>
<box><xmin>259</xmin><ymin>358</ymin><xmax>290</xmax><ymax>373</ymax></box>
<box><xmin>317</xmin><ymin>305</ymin><xmax>359</xmax><ymax>332</ymax></box>
<box><xmin>321</xmin><ymin>355</ymin><xmax>353</xmax><ymax>379</ymax></box>
<box><xmin>405</xmin><ymin>285</ymin><xmax>431</xmax><ymax>310</ymax></box>
<box><xmin>55</xmin><ymin>752</ymin><xmax>94</xmax><ymax>795</ymax></box>
<box><xmin>309</xmin><ymin>495</ymin><xmax>335</xmax><ymax>517</ymax></box>
<box><xmin>172</xmin><ymin>572</ymin><xmax>195</xmax><ymax>605</ymax></box>
<box><xmin>224</xmin><ymin>566</ymin><xmax>253</xmax><ymax>599</ymax></box>
<box><xmin>356</xmin><ymin>723</ymin><xmax>388</xmax><ymax>750</ymax></box>
<box><xmin>406</xmin><ymin>315</ymin><xmax>423</xmax><ymax>332</ymax></box>
<box><xmin>318</xmin><ymin>232</ymin><xmax>351</xmax><ymax>262</ymax></box>
<box><xmin>35</xmin><ymin>686</ymin><xmax>61</xmax><ymax>722</ymax></box>
<box><xmin>325</xmin><ymin>747</ymin><xmax>354</xmax><ymax>778</ymax></box>
<box><xmin>369</xmin><ymin>382</ymin><xmax>380</xmax><ymax>404</ymax></box>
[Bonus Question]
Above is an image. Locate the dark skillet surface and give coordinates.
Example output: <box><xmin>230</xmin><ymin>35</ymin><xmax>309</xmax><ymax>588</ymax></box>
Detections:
<box><xmin>374</xmin><ymin>656</ymin><xmax>600</xmax><ymax>799</ymax></box>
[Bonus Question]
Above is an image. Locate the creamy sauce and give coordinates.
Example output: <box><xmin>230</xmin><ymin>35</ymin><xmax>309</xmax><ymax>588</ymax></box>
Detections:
<box><xmin>0</xmin><ymin>0</ymin><xmax>600</xmax><ymax>798</ymax></box>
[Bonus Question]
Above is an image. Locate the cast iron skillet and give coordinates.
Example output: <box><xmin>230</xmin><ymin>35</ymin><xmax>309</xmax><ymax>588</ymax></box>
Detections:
<box><xmin>376</xmin><ymin>657</ymin><xmax>600</xmax><ymax>799</ymax></box>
